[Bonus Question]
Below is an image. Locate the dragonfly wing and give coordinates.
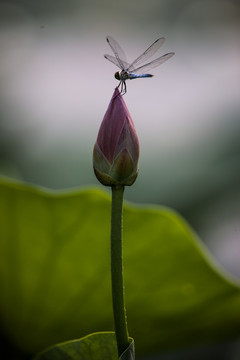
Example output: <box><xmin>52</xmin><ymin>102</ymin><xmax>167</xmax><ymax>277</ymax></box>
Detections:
<box><xmin>127</xmin><ymin>37</ymin><xmax>165</xmax><ymax>72</ymax></box>
<box><xmin>104</xmin><ymin>55</ymin><xmax>130</xmax><ymax>70</ymax></box>
<box><xmin>106</xmin><ymin>36</ymin><xmax>127</xmax><ymax>70</ymax></box>
<box><xmin>132</xmin><ymin>52</ymin><xmax>175</xmax><ymax>74</ymax></box>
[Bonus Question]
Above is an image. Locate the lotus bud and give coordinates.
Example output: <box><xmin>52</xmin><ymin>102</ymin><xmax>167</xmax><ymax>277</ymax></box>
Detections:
<box><xmin>93</xmin><ymin>88</ymin><xmax>139</xmax><ymax>186</ymax></box>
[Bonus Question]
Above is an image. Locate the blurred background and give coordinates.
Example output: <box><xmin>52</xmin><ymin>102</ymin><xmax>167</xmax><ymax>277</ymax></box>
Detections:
<box><xmin>0</xmin><ymin>0</ymin><xmax>239</xmax><ymax>280</ymax></box>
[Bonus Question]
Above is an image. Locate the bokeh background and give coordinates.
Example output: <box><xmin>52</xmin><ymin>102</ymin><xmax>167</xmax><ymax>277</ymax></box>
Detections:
<box><xmin>0</xmin><ymin>0</ymin><xmax>239</xmax><ymax>283</ymax></box>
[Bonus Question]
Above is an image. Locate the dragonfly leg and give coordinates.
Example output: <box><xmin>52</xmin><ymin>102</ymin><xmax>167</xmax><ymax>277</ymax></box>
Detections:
<box><xmin>116</xmin><ymin>80</ymin><xmax>126</xmax><ymax>95</ymax></box>
<box><xmin>120</xmin><ymin>81</ymin><xmax>123</xmax><ymax>94</ymax></box>
<box><xmin>123</xmin><ymin>81</ymin><xmax>126</xmax><ymax>95</ymax></box>
<box><xmin>119</xmin><ymin>81</ymin><xmax>126</xmax><ymax>95</ymax></box>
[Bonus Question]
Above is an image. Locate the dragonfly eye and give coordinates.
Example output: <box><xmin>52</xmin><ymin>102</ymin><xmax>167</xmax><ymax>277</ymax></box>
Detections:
<box><xmin>114</xmin><ymin>72</ymin><xmax>120</xmax><ymax>80</ymax></box>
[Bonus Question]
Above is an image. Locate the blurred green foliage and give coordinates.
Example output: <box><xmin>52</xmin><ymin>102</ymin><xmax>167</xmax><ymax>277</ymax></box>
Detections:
<box><xmin>0</xmin><ymin>178</ymin><xmax>240</xmax><ymax>359</ymax></box>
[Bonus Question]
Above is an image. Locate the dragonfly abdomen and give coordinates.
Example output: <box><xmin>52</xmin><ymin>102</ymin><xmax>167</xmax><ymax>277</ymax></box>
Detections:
<box><xmin>128</xmin><ymin>73</ymin><xmax>153</xmax><ymax>80</ymax></box>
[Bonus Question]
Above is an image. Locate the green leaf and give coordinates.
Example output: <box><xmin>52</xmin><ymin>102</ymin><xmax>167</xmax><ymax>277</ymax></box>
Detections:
<box><xmin>34</xmin><ymin>332</ymin><xmax>134</xmax><ymax>360</ymax></box>
<box><xmin>0</xmin><ymin>177</ymin><xmax>240</xmax><ymax>358</ymax></box>
<box><xmin>34</xmin><ymin>332</ymin><xmax>118</xmax><ymax>360</ymax></box>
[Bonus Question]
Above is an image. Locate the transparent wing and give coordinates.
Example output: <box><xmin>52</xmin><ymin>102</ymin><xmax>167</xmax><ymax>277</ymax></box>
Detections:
<box><xmin>131</xmin><ymin>52</ymin><xmax>175</xmax><ymax>74</ymax></box>
<box><xmin>106</xmin><ymin>36</ymin><xmax>127</xmax><ymax>70</ymax></box>
<box><xmin>127</xmin><ymin>37</ymin><xmax>165</xmax><ymax>72</ymax></box>
<box><xmin>104</xmin><ymin>54</ymin><xmax>130</xmax><ymax>70</ymax></box>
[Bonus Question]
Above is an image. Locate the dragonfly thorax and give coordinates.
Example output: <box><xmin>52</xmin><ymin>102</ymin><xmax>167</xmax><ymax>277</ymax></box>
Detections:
<box><xmin>115</xmin><ymin>70</ymin><xmax>129</xmax><ymax>81</ymax></box>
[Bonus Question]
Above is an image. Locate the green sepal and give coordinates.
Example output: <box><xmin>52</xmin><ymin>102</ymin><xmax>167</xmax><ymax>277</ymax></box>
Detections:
<box><xmin>119</xmin><ymin>339</ymin><xmax>135</xmax><ymax>360</ymax></box>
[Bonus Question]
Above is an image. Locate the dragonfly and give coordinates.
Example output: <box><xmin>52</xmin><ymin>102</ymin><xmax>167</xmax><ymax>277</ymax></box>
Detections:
<box><xmin>104</xmin><ymin>36</ymin><xmax>175</xmax><ymax>94</ymax></box>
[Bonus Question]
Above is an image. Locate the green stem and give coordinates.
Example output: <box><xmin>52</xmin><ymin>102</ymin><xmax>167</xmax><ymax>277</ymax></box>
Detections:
<box><xmin>111</xmin><ymin>185</ymin><xmax>130</xmax><ymax>356</ymax></box>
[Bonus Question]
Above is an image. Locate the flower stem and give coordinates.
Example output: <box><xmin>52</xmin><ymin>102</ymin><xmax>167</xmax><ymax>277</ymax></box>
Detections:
<box><xmin>111</xmin><ymin>185</ymin><xmax>130</xmax><ymax>356</ymax></box>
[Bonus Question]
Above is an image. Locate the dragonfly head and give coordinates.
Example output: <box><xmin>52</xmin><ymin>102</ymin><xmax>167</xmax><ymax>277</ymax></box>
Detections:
<box><xmin>114</xmin><ymin>72</ymin><xmax>120</xmax><ymax>80</ymax></box>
